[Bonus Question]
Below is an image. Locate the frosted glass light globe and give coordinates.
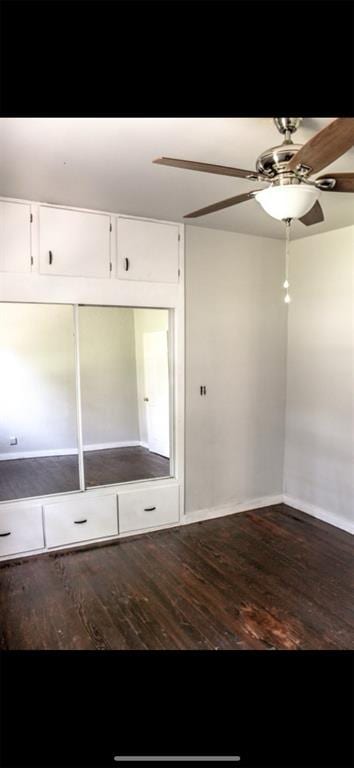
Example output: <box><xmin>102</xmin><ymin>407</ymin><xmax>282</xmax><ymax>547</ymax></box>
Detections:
<box><xmin>255</xmin><ymin>184</ymin><xmax>320</xmax><ymax>221</ymax></box>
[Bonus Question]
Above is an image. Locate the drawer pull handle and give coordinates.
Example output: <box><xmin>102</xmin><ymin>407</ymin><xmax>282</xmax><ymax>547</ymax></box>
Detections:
<box><xmin>144</xmin><ymin>506</ymin><xmax>156</xmax><ymax>512</ymax></box>
<box><xmin>0</xmin><ymin>531</ymin><xmax>11</xmax><ymax>537</ymax></box>
<box><xmin>74</xmin><ymin>519</ymin><xmax>87</xmax><ymax>524</ymax></box>
<box><xmin>124</xmin><ymin>257</ymin><xmax>129</xmax><ymax>271</ymax></box>
<box><xmin>49</xmin><ymin>250</ymin><xmax>53</xmax><ymax>265</ymax></box>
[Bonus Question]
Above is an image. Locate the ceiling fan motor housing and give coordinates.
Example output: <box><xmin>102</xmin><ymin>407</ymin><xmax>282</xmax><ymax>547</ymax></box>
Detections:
<box><xmin>256</xmin><ymin>143</ymin><xmax>304</xmax><ymax>180</ymax></box>
<box><xmin>256</xmin><ymin>118</ymin><xmax>306</xmax><ymax>180</ymax></box>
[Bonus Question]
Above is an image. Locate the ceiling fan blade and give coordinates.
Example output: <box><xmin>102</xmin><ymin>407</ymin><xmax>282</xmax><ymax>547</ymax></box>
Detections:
<box><xmin>287</xmin><ymin>118</ymin><xmax>354</xmax><ymax>175</ymax></box>
<box><xmin>299</xmin><ymin>200</ymin><xmax>324</xmax><ymax>226</ymax></box>
<box><xmin>153</xmin><ymin>157</ymin><xmax>259</xmax><ymax>180</ymax></box>
<box><xmin>184</xmin><ymin>190</ymin><xmax>258</xmax><ymax>218</ymax></box>
<box><xmin>316</xmin><ymin>172</ymin><xmax>354</xmax><ymax>192</ymax></box>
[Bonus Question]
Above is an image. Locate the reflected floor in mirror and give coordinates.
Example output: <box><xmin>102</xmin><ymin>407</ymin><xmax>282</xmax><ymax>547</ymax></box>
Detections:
<box><xmin>0</xmin><ymin>447</ymin><xmax>170</xmax><ymax>501</ymax></box>
<box><xmin>84</xmin><ymin>446</ymin><xmax>170</xmax><ymax>487</ymax></box>
<box><xmin>0</xmin><ymin>455</ymin><xmax>80</xmax><ymax>501</ymax></box>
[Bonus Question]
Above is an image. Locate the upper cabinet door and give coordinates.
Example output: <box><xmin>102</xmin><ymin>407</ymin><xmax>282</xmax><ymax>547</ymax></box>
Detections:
<box><xmin>0</xmin><ymin>201</ymin><xmax>31</xmax><ymax>273</ymax></box>
<box><xmin>39</xmin><ymin>206</ymin><xmax>111</xmax><ymax>278</ymax></box>
<box><xmin>117</xmin><ymin>218</ymin><xmax>179</xmax><ymax>283</ymax></box>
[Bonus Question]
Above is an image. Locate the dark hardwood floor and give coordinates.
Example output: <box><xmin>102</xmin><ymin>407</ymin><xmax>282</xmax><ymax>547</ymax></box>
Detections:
<box><xmin>0</xmin><ymin>447</ymin><xmax>170</xmax><ymax>501</ymax></box>
<box><xmin>0</xmin><ymin>504</ymin><xmax>353</xmax><ymax>650</ymax></box>
<box><xmin>1</xmin><ymin>501</ymin><xmax>353</xmax><ymax>651</ymax></box>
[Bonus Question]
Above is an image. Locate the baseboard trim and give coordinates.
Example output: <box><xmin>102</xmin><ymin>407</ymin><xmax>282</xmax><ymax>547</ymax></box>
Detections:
<box><xmin>83</xmin><ymin>441</ymin><xmax>141</xmax><ymax>452</ymax></box>
<box><xmin>182</xmin><ymin>494</ymin><xmax>283</xmax><ymax>526</ymax></box>
<box><xmin>0</xmin><ymin>441</ymin><xmax>142</xmax><ymax>460</ymax></box>
<box><xmin>0</xmin><ymin>448</ymin><xmax>79</xmax><ymax>460</ymax></box>
<box><xmin>283</xmin><ymin>494</ymin><xmax>354</xmax><ymax>535</ymax></box>
<box><xmin>183</xmin><ymin>493</ymin><xmax>354</xmax><ymax>536</ymax></box>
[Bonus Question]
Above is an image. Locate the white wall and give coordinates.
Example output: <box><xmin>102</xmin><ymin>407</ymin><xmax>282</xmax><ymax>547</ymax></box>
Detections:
<box><xmin>185</xmin><ymin>226</ymin><xmax>287</xmax><ymax>514</ymax></box>
<box><xmin>79</xmin><ymin>306</ymin><xmax>140</xmax><ymax>447</ymax></box>
<box><xmin>0</xmin><ymin>303</ymin><xmax>78</xmax><ymax>456</ymax></box>
<box><xmin>133</xmin><ymin>308</ymin><xmax>169</xmax><ymax>447</ymax></box>
<box><xmin>284</xmin><ymin>225</ymin><xmax>354</xmax><ymax>532</ymax></box>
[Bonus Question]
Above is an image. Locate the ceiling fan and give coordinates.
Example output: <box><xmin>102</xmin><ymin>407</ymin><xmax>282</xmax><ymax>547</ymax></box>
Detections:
<box><xmin>153</xmin><ymin>118</ymin><xmax>354</xmax><ymax>225</ymax></box>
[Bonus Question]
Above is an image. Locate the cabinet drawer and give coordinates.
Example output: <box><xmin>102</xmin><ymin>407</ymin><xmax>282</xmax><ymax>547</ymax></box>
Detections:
<box><xmin>0</xmin><ymin>505</ymin><xmax>44</xmax><ymax>557</ymax></box>
<box><xmin>44</xmin><ymin>494</ymin><xmax>118</xmax><ymax>548</ymax></box>
<box><xmin>118</xmin><ymin>485</ymin><xmax>179</xmax><ymax>533</ymax></box>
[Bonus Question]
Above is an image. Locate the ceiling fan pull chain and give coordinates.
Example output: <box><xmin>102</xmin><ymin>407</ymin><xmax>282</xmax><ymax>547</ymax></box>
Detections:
<box><xmin>283</xmin><ymin>219</ymin><xmax>291</xmax><ymax>304</ymax></box>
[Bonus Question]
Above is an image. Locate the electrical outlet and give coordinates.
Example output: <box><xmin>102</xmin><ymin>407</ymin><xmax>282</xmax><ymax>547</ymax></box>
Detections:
<box><xmin>10</xmin><ymin>437</ymin><xmax>18</xmax><ymax>446</ymax></box>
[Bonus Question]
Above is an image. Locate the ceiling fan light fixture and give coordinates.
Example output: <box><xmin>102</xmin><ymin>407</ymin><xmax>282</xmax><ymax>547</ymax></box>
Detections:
<box><xmin>255</xmin><ymin>184</ymin><xmax>321</xmax><ymax>221</ymax></box>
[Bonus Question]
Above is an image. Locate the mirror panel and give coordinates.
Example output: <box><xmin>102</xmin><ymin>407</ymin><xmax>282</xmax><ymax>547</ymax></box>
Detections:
<box><xmin>0</xmin><ymin>303</ymin><xmax>80</xmax><ymax>501</ymax></box>
<box><xmin>79</xmin><ymin>306</ymin><xmax>171</xmax><ymax>488</ymax></box>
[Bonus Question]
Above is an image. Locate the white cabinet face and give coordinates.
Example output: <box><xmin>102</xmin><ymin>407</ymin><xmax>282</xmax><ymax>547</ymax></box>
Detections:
<box><xmin>0</xmin><ymin>201</ymin><xmax>31</xmax><ymax>273</ymax></box>
<box><xmin>44</xmin><ymin>494</ymin><xmax>118</xmax><ymax>548</ymax></box>
<box><xmin>0</xmin><ymin>505</ymin><xmax>44</xmax><ymax>557</ymax></box>
<box><xmin>39</xmin><ymin>206</ymin><xmax>111</xmax><ymax>278</ymax></box>
<box><xmin>118</xmin><ymin>484</ymin><xmax>179</xmax><ymax>533</ymax></box>
<box><xmin>117</xmin><ymin>218</ymin><xmax>179</xmax><ymax>283</ymax></box>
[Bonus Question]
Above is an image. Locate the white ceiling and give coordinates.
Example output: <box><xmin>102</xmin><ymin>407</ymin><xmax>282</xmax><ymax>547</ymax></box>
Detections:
<box><xmin>0</xmin><ymin>117</ymin><xmax>353</xmax><ymax>240</ymax></box>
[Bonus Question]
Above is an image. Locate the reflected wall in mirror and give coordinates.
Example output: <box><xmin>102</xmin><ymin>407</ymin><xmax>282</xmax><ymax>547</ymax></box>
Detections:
<box><xmin>0</xmin><ymin>303</ymin><xmax>80</xmax><ymax>501</ymax></box>
<box><xmin>79</xmin><ymin>306</ymin><xmax>171</xmax><ymax>488</ymax></box>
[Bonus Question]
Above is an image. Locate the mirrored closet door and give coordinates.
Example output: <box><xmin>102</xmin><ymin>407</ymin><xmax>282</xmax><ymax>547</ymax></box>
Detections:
<box><xmin>78</xmin><ymin>306</ymin><xmax>172</xmax><ymax>488</ymax></box>
<box><xmin>0</xmin><ymin>302</ymin><xmax>173</xmax><ymax>503</ymax></box>
<box><xmin>0</xmin><ymin>303</ymin><xmax>80</xmax><ymax>501</ymax></box>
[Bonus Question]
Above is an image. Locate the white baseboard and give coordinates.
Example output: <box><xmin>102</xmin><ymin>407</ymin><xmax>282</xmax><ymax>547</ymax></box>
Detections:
<box><xmin>83</xmin><ymin>441</ymin><xmax>141</xmax><ymax>452</ymax></box>
<box><xmin>0</xmin><ymin>441</ymin><xmax>142</xmax><ymax>460</ymax></box>
<box><xmin>183</xmin><ymin>492</ymin><xmax>354</xmax><ymax>536</ymax></box>
<box><xmin>182</xmin><ymin>494</ymin><xmax>283</xmax><ymax>525</ymax></box>
<box><xmin>283</xmin><ymin>494</ymin><xmax>354</xmax><ymax>535</ymax></box>
<box><xmin>0</xmin><ymin>447</ymin><xmax>79</xmax><ymax>460</ymax></box>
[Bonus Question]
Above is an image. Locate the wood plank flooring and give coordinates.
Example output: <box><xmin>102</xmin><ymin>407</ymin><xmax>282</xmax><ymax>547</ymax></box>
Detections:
<box><xmin>0</xmin><ymin>447</ymin><xmax>170</xmax><ymax>501</ymax></box>
<box><xmin>0</xmin><ymin>503</ymin><xmax>353</xmax><ymax>650</ymax></box>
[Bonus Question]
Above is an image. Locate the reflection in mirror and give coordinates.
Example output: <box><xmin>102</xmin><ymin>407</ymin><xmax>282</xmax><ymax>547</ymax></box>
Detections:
<box><xmin>0</xmin><ymin>303</ymin><xmax>80</xmax><ymax>501</ymax></box>
<box><xmin>79</xmin><ymin>306</ymin><xmax>171</xmax><ymax>488</ymax></box>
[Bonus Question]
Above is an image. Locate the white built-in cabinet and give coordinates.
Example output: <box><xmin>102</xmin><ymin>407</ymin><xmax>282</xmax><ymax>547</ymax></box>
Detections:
<box><xmin>0</xmin><ymin>200</ymin><xmax>181</xmax><ymax>283</ymax></box>
<box><xmin>117</xmin><ymin>217</ymin><xmax>180</xmax><ymax>283</ymax></box>
<box><xmin>0</xmin><ymin>196</ymin><xmax>184</xmax><ymax>562</ymax></box>
<box><xmin>0</xmin><ymin>483</ymin><xmax>180</xmax><ymax>559</ymax></box>
<box><xmin>0</xmin><ymin>200</ymin><xmax>31</xmax><ymax>273</ymax></box>
<box><xmin>39</xmin><ymin>206</ymin><xmax>111</xmax><ymax>278</ymax></box>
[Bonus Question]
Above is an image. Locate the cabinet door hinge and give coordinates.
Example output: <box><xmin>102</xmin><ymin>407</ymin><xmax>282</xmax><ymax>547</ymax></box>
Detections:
<box><xmin>178</xmin><ymin>268</ymin><xmax>181</xmax><ymax>277</ymax></box>
<box><xmin>109</xmin><ymin>222</ymin><xmax>112</xmax><ymax>232</ymax></box>
<box><xmin>30</xmin><ymin>256</ymin><xmax>34</xmax><ymax>266</ymax></box>
<box><xmin>178</xmin><ymin>233</ymin><xmax>181</xmax><ymax>242</ymax></box>
<box><xmin>30</xmin><ymin>213</ymin><xmax>33</xmax><ymax>223</ymax></box>
<box><xmin>109</xmin><ymin>262</ymin><xmax>112</xmax><ymax>272</ymax></box>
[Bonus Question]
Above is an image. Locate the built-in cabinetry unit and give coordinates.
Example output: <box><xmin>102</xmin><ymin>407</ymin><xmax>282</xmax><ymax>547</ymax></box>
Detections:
<box><xmin>0</xmin><ymin>196</ymin><xmax>184</xmax><ymax>562</ymax></box>
<box><xmin>0</xmin><ymin>201</ymin><xmax>181</xmax><ymax>282</ymax></box>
